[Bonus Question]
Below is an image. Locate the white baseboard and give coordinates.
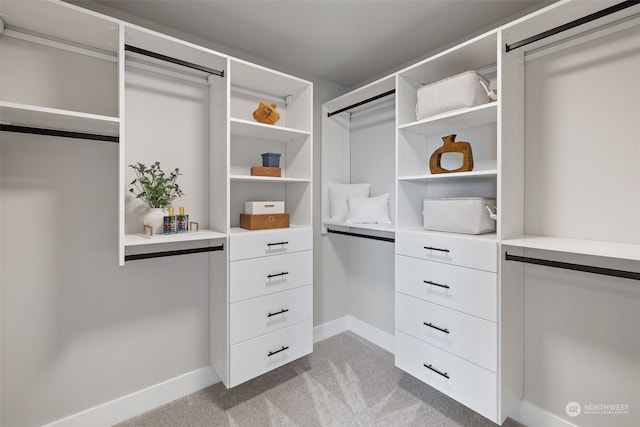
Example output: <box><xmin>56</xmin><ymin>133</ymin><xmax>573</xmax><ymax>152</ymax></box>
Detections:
<box><xmin>313</xmin><ymin>315</ymin><xmax>349</xmax><ymax>342</ymax></box>
<box><xmin>43</xmin><ymin>367</ymin><xmax>219</xmax><ymax>427</ymax></box>
<box><xmin>313</xmin><ymin>315</ymin><xmax>395</xmax><ymax>354</ymax></box>
<box><xmin>509</xmin><ymin>400</ymin><xmax>577</xmax><ymax>427</ymax></box>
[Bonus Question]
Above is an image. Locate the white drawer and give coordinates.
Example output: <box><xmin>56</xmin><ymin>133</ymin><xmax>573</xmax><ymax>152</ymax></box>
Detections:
<box><xmin>395</xmin><ymin>293</ymin><xmax>497</xmax><ymax>371</ymax></box>
<box><xmin>230</xmin><ymin>250</ymin><xmax>312</xmax><ymax>302</ymax></box>
<box><xmin>230</xmin><ymin>227</ymin><xmax>312</xmax><ymax>261</ymax></box>
<box><xmin>395</xmin><ymin>255</ymin><xmax>497</xmax><ymax>321</ymax></box>
<box><xmin>229</xmin><ymin>319</ymin><xmax>312</xmax><ymax>388</ymax></box>
<box><xmin>395</xmin><ymin>230</ymin><xmax>497</xmax><ymax>272</ymax></box>
<box><xmin>395</xmin><ymin>330</ymin><xmax>497</xmax><ymax>422</ymax></box>
<box><xmin>230</xmin><ymin>285</ymin><xmax>312</xmax><ymax>345</ymax></box>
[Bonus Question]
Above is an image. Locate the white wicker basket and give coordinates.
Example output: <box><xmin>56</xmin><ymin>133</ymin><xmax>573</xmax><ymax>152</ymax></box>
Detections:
<box><xmin>423</xmin><ymin>197</ymin><xmax>496</xmax><ymax>234</ymax></box>
<box><xmin>415</xmin><ymin>70</ymin><xmax>495</xmax><ymax>120</ymax></box>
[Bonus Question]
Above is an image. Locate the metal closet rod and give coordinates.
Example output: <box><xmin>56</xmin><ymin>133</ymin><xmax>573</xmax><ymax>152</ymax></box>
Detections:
<box><xmin>327</xmin><ymin>228</ymin><xmax>395</xmax><ymax>243</ymax></box>
<box><xmin>327</xmin><ymin>89</ymin><xmax>395</xmax><ymax>118</ymax></box>
<box><xmin>125</xmin><ymin>244</ymin><xmax>225</xmax><ymax>262</ymax></box>
<box><xmin>505</xmin><ymin>0</ymin><xmax>640</xmax><ymax>52</ymax></box>
<box><xmin>504</xmin><ymin>252</ymin><xmax>640</xmax><ymax>281</ymax></box>
<box><xmin>124</xmin><ymin>44</ymin><xmax>225</xmax><ymax>77</ymax></box>
<box><xmin>0</xmin><ymin>124</ymin><xmax>119</xmax><ymax>143</ymax></box>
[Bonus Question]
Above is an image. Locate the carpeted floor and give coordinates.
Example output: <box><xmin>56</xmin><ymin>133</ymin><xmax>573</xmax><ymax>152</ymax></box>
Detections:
<box><xmin>116</xmin><ymin>332</ymin><xmax>524</xmax><ymax>426</ymax></box>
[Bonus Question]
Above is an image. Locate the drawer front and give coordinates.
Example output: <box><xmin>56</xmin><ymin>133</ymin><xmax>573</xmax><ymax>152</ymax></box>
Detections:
<box><xmin>230</xmin><ymin>227</ymin><xmax>312</xmax><ymax>261</ymax></box>
<box><xmin>395</xmin><ymin>330</ymin><xmax>497</xmax><ymax>422</ymax></box>
<box><xmin>395</xmin><ymin>255</ymin><xmax>497</xmax><ymax>321</ymax></box>
<box><xmin>230</xmin><ymin>285</ymin><xmax>312</xmax><ymax>345</ymax></box>
<box><xmin>396</xmin><ymin>293</ymin><xmax>497</xmax><ymax>371</ymax></box>
<box><xmin>395</xmin><ymin>230</ymin><xmax>497</xmax><ymax>272</ymax></box>
<box><xmin>230</xmin><ymin>250</ymin><xmax>312</xmax><ymax>302</ymax></box>
<box><xmin>229</xmin><ymin>319</ymin><xmax>312</xmax><ymax>388</ymax></box>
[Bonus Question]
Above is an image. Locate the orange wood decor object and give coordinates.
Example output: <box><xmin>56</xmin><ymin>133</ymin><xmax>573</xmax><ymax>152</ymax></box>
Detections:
<box><xmin>429</xmin><ymin>134</ymin><xmax>474</xmax><ymax>174</ymax></box>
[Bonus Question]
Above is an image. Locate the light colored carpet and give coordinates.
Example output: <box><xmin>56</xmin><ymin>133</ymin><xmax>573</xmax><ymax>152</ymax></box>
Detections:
<box><xmin>116</xmin><ymin>332</ymin><xmax>523</xmax><ymax>426</ymax></box>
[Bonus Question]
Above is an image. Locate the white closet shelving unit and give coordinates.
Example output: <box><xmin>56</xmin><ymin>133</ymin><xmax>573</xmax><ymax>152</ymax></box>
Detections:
<box><xmin>0</xmin><ymin>1</ymin><xmax>120</xmax><ymax>138</ymax></box>
<box><xmin>321</xmin><ymin>0</ymin><xmax>640</xmax><ymax>423</ymax></box>
<box><xmin>2</xmin><ymin>0</ymin><xmax>314</xmax><ymax>390</ymax></box>
<box><xmin>211</xmin><ymin>59</ymin><xmax>314</xmax><ymax>388</ymax></box>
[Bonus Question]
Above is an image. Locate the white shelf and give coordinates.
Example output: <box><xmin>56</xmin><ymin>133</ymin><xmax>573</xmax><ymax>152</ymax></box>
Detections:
<box><xmin>0</xmin><ymin>102</ymin><xmax>120</xmax><ymax>137</ymax></box>
<box><xmin>398</xmin><ymin>169</ymin><xmax>498</xmax><ymax>182</ymax></box>
<box><xmin>124</xmin><ymin>229</ymin><xmax>227</xmax><ymax>247</ymax></box>
<box><xmin>399</xmin><ymin>227</ymin><xmax>498</xmax><ymax>242</ymax></box>
<box><xmin>501</xmin><ymin>235</ymin><xmax>640</xmax><ymax>262</ymax></box>
<box><xmin>399</xmin><ymin>102</ymin><xmax>497</xmax><ymax>136</ymax></box>
<box><xmin>230</xmin><ymin>175</ymin><xmax>310</xmax><ymax>183</ymax></box>
<box><xmin>230</xmin><ymin>118</ymin><xmax>310</xmax><ymax>141</ymax></box>
<box><xmin>323</xmin><ymin>220</ymin><xmax>396</xmax><ymax>233</ymax></box>
<box><xmin>229</xmin><ymin>224</ymin><xmax>311</xmax><ymax>235</ymax></box>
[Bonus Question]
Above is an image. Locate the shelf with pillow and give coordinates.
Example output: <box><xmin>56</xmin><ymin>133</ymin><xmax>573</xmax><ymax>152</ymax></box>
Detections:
<box><xmin>321</xmin><ymin>75</ymin><xmax>397</xmax><ymax>237</ymax></box>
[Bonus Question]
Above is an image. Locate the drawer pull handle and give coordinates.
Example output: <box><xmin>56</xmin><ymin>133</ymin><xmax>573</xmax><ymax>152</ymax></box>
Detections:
<box><xmin>267</xmin><ymin>241</ymin><xmax>289</xmax><ymax>247</ymax></box>
<box><xmin>267</xmin><ymin>271</ymin><xmax>289</xmax><ymax>279</ymax></box>
<box><xmin>424</xmin><ymin>246</ymin><xmax>450</xmax><ymax>253</ymax></box>
<box><xmin>268</xmin><ymin>346</ymin><xmax>289</xmax><ymax>357</ymax></box>
<box><xmin>423</xmin><ymin>280</ymin><xmax>450</xmax><ymax>289</ymax></box>
<box><xmin>423</xmin><ymin>321</ymin><xmax>450</xmax><ymax>334</ymax></box>
<box><xmin>423</xmin><ymin>363</ymin><xmax>449</xmax><ymax>379</ymax></box>
<box><xmin>267</xmin><ymin>308</ymin><xmax>289</xmax><ymax>317</ymax></box>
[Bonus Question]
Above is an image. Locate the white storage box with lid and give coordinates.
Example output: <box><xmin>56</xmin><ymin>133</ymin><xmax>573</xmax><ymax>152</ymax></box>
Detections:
<box><xmin>244</xmin><ymin>201</ymin><xmax>285</xmax><ymax>215</ymax></box>
<box><xmin>415</xmin><ymin>70</ymin><xmax>495</xmax><ymax>120</ymax></box>
<box><xmin>423</xmin><ymin>197</ymin><xmax>496</xmax><ymax>234</ymax></box>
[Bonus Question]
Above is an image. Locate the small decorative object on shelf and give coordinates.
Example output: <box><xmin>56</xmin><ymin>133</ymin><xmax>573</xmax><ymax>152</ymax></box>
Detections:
<box><xmin>252</xmin><ymin>100</ymin><xmax>280</xmax><ymax>125</ymax></box>
<box><xmin>129</xmin><ymin>161</ymin><xmax>184</xmax><ymax>234</ymax></box>
<box><xmin>239</xmin><ymin>213</ymin><xmax>289</xmax><ymax>230</ymax></box>
<box><xmin>429</xmin><ymin>134</ymin><xmax>474</xmax><ymax>174</ymax></box>
<box><xmin>261</xmin><ymin>152</ymin><xmax>281</xmax><ymax>167</ymax></box>
<box><xmin>176</xmin><ymin>206</ymin><xmax>188</xmax><ymax>233</ymax></box>
<box><xmin>163</xmin><ymin>207</ymin><xmax>177</xmax><ymax>234</ymax></box>
<box><xmin>251</xmin><ymin>166</ymin><xmax>281</xmax><ymax>177</ymax></box>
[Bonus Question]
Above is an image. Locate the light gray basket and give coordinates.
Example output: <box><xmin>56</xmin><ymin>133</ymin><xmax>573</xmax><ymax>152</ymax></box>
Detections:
<box><xmin>416</xmin><ymin>70</ymin><xmax>496</xmax><ymax>120</ymax></box>
<box><xmin>423</xmin><ymin>197</ymin><xmax>497</xmax><ymax>234</ymax></box>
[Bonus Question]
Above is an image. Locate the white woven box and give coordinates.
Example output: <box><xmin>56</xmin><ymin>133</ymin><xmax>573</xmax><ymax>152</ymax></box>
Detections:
<box><xmin>415</xmin><ymin>70</ymin><xmax>494</xmax><ymax>120</ymax></box>
<box><xmin>245</xmin><ymin>201</ymin><xmax>285</xmax><ymax>215</ymax></box>
<box><xmin>423</xmin><ymin>197</ymin><xmax>496</xmax><ymax>234</ymax></box>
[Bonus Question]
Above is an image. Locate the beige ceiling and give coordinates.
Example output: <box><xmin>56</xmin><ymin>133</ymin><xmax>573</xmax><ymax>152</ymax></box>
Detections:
<box><xmin>87</xmin><ymin>0</ymin><xmax>552</xmax><ymax>88</ymax></box>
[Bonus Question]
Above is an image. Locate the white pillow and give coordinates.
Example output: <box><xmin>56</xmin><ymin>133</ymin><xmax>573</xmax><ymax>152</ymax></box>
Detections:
<box><xmin>346</xmin><ymin>193</ymin><xmax>392</xmax><ymax>224</ymax></box>
<box><xmin>328</xmin><ymin>182</ymin><xmax>371</xmax><ymax>221</ymax></box>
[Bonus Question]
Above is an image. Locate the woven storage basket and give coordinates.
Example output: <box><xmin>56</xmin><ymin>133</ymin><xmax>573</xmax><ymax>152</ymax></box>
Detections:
<box><xmin>416</xmin><ymin>71</ymin><xmax>494</xmax><ymax>120</ymax></box>
<box><xmin>423</xmin><ymin>197</ymin><xmax>496</xmax><ymax>234</ymax></box>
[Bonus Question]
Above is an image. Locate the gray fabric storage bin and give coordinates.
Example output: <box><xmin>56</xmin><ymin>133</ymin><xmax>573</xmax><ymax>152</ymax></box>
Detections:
<box><xmin>423</xmin><ymin>197</ymin><xmax>496</xmax><ymax>234</ymax></box>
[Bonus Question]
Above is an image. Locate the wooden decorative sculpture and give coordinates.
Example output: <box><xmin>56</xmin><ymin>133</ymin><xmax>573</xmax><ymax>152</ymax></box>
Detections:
<box><xmin>429</xmin><ymin>134</ymin><xmax>474</xmax><ymax>174</ymax></box>
<box><xmin>252</xmin><ymin>101</ymin><xmax>280</xmax><ymax>125</ymax></box>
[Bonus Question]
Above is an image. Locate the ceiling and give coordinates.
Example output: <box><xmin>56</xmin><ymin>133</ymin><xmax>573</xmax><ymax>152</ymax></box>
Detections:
<box><xmin>89</xmin><ymin>0</ymin><xmax>551</xmax><ymax>88</ymax></box>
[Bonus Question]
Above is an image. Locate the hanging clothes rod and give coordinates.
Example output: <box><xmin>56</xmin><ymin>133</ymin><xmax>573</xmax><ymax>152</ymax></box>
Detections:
<box><xmin>124</xmin><ymin>44</ymin><xmax>224</xmax><ymax>78</ymax></box>
<box><xmin>505</xmin><ymin>0</ymin><xmax>640</xmax><ymax>52</ymax></box>
<box><xmin>125</xmin><ymin>244</ymin><xmax>224</xmax><ymax>262</ymax></box>
<box><xmin>327</xmin><ymin>89</ymin><xmax>395</xmax><ymax>117</ymax></box>
<box><xmin>0</xmin><ymin>124</ymin><xmax>119</xmax><ymax>143</ymax></box>
<box><xmin>504</xmin><ymin>252</ymin><xmax>640</xmax><ymax>281</ymax></box>
<box><xmin>327</xmin><ymin>228</ymin><xmax>395</xmax><ymax>243</ymax></box>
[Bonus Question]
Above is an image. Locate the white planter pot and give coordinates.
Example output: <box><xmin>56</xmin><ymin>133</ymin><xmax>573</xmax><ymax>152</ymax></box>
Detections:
<box><xmin>143</xmin><ymin>208</ymin><xmax>166</xmax><ymax>235</ymax></box>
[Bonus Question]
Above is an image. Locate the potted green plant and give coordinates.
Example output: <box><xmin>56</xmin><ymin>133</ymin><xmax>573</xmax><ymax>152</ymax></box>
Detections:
<box><xmin>129</xmin><ymin>161</ymin><xmax>184</xmax><ymax>234</ymax></box>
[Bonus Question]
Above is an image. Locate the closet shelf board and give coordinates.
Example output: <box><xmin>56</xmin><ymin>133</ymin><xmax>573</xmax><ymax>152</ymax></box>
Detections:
<box><xmin>230</xmin><ymin>118</ymin><xmax>310</xmax><ymax>141</ymax></box>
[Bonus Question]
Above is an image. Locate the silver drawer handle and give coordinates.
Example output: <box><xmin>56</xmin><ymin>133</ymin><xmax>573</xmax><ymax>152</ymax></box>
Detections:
<box><xmin>423</xmin><ymin>363</ymin><xmax>449</xmax><ymax>379</ymax></box>
<box><xmin>423</xmin><ymin>321</ymin><xmax>450</xmax><ymax>334</ymax></box>
<box><xmin>423</xmin><ymin>280</ymin><xmax>450</xmax><ymax>289</ymax></box>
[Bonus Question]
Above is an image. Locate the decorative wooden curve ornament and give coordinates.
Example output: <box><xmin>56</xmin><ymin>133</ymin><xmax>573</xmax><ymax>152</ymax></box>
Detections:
<box><xmin>429</xmin><ymin>134</ymin><xmax>474</xmax><ymax>174</ymax></box>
